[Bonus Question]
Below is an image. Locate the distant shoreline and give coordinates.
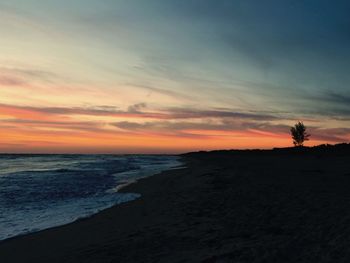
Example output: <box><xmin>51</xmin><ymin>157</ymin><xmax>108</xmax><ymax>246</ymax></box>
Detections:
<box><xmin>1</xmin><ymin>142</ymin><xmax>349</xmax><ymax>156</ymax></box>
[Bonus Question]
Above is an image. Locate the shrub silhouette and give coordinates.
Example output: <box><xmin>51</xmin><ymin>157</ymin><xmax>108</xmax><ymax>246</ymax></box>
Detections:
<box><xmin>290</xmin><ymin>121</ymin><xmax>310</xmax><ymax>147</ymax></box>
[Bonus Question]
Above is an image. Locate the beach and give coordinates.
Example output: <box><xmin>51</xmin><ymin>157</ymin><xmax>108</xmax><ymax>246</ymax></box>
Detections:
<box><xmin>1</xmin><ymin>146</ymin><xmax>350</xmax><ymax>262</ymax></box>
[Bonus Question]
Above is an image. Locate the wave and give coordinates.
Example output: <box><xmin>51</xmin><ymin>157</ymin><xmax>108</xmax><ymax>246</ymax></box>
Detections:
<box><xmin>0</xmin><ymin>154</ymin><xmax>181</xmax><ymax>241</ymax></box>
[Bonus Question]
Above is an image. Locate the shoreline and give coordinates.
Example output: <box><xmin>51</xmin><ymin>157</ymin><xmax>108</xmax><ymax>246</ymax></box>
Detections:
<box><xmin>0</xmin><ymin>156</ymin><xmax>192</xmax><ymax>261</ymax></box>
<box><xmin>0</xmin><ymin>156</ymin><xmax>183</xmax><ymax>243</ymax></box>
<box><xmin>113</xmin><ymin>163</ymin><xmax>186</xmax><ymax>193</ymax></box>
<box><xmin>1</xmin><ymin>147</ymin><xmax>350</xmax><ymax>262</ymax></box>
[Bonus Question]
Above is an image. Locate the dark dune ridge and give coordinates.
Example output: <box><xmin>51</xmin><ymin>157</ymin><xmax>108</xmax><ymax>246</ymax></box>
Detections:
<box><xmin>1</xmin><ymin>143</ymin><xmax>350</xmax><ymax>262</ymax></box>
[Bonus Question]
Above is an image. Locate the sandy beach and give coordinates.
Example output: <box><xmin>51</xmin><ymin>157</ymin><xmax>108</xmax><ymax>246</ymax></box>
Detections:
<box><xmin>1</xmin><ymin>145</ymin><xmax>350</xmax><ymax>262</ymax></box>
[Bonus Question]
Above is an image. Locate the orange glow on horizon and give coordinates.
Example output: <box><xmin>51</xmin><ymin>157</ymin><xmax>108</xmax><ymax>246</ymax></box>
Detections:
<box><xmin>0</xmin><ymin>95</ymin><xmax>348</xmax><ymax>154</ymax></box>
<box><xmin>0</xmin><ymin>122</ymin><xmax>330</xmax><ymax>154</ymax></box>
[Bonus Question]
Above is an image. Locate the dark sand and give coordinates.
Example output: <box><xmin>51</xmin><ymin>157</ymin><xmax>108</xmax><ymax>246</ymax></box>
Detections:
<box><xmin>1</xmin><ymin>145</ymin><xmax>350</xmax><ymax>262</ymax></box>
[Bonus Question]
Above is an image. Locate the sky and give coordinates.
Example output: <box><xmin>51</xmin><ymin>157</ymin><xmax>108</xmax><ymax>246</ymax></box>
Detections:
<box><xmin>0</xmin><ymin>0</ymin><xmax>349</xmax><ymax>153</ymax></box>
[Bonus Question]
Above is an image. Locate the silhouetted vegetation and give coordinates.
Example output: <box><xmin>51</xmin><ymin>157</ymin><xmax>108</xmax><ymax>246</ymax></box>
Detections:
<box><xmin>290</xmin><ymin>121</ymin><xmax>310</xmax><ymax>147</ymax></box>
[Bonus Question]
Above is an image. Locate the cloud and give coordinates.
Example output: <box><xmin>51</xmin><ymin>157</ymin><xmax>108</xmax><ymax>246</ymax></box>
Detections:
<box><xmin>164</xmin><ymin>107</ymin><xmax>281</xmax><ymax>121</ymax></box>
<box><xmin>0</xmin><ymin>103</ymin><xmax>283</xmax><ymax>121</ymax></box>
<box><xmin>0</xmin><ymin>75</ymin><xmax>26</xmax><ymax>86</ymax></box>
<box><xmin>1</xmin><ymin>102</ymin><xmax>349</xmax><ymax>145</ymax></box>
<box><xmin>113</xmin><ymin>120</ymin><xmax>289</xmax><ymax>134</ymax></box>
<box><xmin>2</xmin><ymin>118</ymin><xmax>104</xmax><ymax>132</ymax></box>
<box><xmin>129</xmin><ymin>84</ymin><xmax>192</xmax><ymax>100</ymax></box>
<box><xmin>0</xmin><ymin>66</ymin><xmax>62</xmax><ymax>88</ymax></box>
<box><xmin>127</xmin><ymin>103</ymin><xmax>147</xmax><ymax>113</ymax></box>
<box><xmin>309</xmin><ymin>127</ymin><xmax>350</xmax><ymax>143</ymax></box>
<box><xmin>113</xmin><ymin>119</ymin><xmax>350</xmax><ymax>143</ymax></box>
<box><xmin>0</xmin><ymin>103</ymin><xmax>159</xmax><ymax>119</ymax></box>
<box><xmin>2</xmin><ymin>67</ymin><xmax>56</xmax><ymax>80</ymax></box>
<box><xmin>301</xmin><ymin>91</ymin><xmax>350</xmax><ymax>119</ymax></box>
<box><xmin>323</xmin><ymin>91</ymin><xmax>350</xmax><ymax>106</ymax></box>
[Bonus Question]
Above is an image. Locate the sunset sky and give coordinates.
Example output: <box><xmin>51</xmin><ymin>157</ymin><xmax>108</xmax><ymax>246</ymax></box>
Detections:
<box><xmin>0</xmin><ymin>0</ymin><xmax>349</xmax><ymax>153</ymax></box>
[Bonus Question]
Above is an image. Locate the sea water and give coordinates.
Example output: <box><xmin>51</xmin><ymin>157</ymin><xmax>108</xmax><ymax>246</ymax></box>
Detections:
<box><xmin>0</xmin><ymin>154</ymin><xmax>180</xmax><ymax>241</ymax></box>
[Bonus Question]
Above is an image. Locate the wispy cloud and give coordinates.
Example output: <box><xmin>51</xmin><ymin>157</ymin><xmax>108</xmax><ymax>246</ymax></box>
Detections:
<box><xmin>2</xmin><ymin>118</ymin><xmax>103</xmax><ymax>132</ymax></box>
<box><xmin>0</xmin><ymin>103</ymin><xmax>163</xmax><ymax>119</ymax></box>
<box><xmin>323</xmin><ymin>91</ymin><xmax>350</xmax><ymax>106</ymax></box>
<box><xmin>308</xmin><ymin>127</ymin><xmax>350</xmax><ymax>143</ymax></box>
<box><xmin>163</xmin><ymin>107</ymin><xmax>281</xmax><ymax>121</ymax></box>
<box><xmin>127</xmin><ymin>84</ymin><xmax>192</xmax><ymax>100</ymax></box>
<box><xmin>0</xmin><ymin>75</ymin><xmax>26</xmax><ymax>86</ymax></box>
<box><xmin>0</xmin><ymin>103</ymin><xmax>284</xmax><ymax>121</ymax></box>
<box><xmin>0</xmin><ymin>66</ymin><xmax>64</xmax><ymax>88</ymax></box>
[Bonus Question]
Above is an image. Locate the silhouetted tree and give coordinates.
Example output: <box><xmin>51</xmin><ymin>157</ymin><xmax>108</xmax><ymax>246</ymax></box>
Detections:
<box><xmin>290</xmin><ymin>121</ymin><xmax>310</xmax><ymax>147</ymax></box>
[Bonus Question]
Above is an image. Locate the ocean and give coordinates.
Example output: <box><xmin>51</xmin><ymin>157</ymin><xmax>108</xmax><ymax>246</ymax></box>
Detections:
<box><xmin>0</xmin><ymin>154</ymin><xmax>180</xmax><ymax>241</ymax></box>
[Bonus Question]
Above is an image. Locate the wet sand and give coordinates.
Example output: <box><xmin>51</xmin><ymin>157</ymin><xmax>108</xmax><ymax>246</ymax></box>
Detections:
<box><xmin>1</xmin><ymin>145</ymin><xmax>350</xmax><ymax>262</ymax></box>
